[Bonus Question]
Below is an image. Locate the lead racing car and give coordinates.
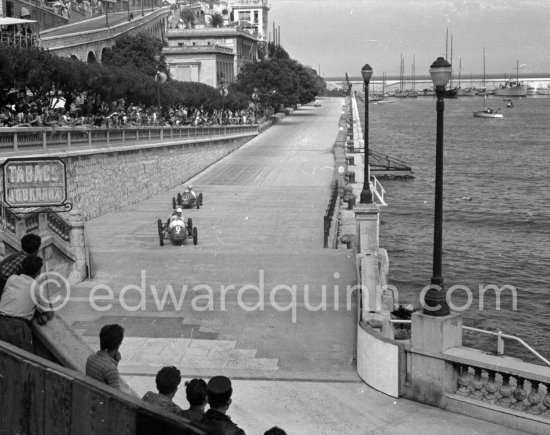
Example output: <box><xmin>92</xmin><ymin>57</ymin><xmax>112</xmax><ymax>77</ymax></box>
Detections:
<box><xmin>172</xmin><ymin>186</ymin><xmax>203</xmax><ymax>209</ymax></box>
<box><xmin>157</xmin><ymin>208</ymin><xmax>198</xmax><ymax>246</ymax></box>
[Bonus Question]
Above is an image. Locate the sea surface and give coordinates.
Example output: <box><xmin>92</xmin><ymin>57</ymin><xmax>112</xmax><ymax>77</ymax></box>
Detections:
<box><xmin>359</xmin><ymin>95</ymin><xmax>550</xmax><ymax>364</ymax></box>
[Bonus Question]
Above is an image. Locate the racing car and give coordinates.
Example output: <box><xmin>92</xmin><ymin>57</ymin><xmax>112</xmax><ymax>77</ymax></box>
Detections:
<box><xmin>172</xmin><ymin>191</ymin><xmax>203</xmax><ymax>209</ymax></box>
<box><xmin>172</xmin><ymin>188</ymin><xmax>203</xmax><ymax>209</ymax></box>
<box><xmin>157</xmin><ymin>212</ymin><xmax>198</xmax><ymax>246</ymax></box>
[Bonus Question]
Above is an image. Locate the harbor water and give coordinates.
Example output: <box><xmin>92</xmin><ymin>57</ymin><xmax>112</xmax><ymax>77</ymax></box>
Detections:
<box><xmin>361</xmin><ymin>95</ymin><xmax>550</xmax><ymax>363</ymax></box>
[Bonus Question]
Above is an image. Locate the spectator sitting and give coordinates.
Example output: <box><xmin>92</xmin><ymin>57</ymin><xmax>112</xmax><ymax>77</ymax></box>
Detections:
<box><xmin>0</xmin><ymin>255</ymin><xmax>53</xmax><ymax>353</ymax></box>
<box><xmin>181</xmin><ymin>378</ymin><xmax>207</xmax><ymax>422</ymax></box>
<box><xmin>0</xmin><ymin>234</ymin><xmax>42</xmax><ymax>297</ymax></box>
<box><xmin>85</xmin><ymin>324</ymin><xmax>124</xmax><ymax>389</ymax></box>
<box><xmin>201</xmin><ymin>376</ymin><xmax>246</xmax><ymax>435</ymax></box>
<box><xmin>142</xmin><ymin>366</ymin><xmax>186</xmax><ymax>417</ymax></box>
<box><xmin>264</xmin><ymin>427</ymin><xmax>287</xmax><ymax>435</ymax></box>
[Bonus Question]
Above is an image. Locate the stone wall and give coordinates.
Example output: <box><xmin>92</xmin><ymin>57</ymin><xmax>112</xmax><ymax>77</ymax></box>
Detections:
<box><xmin>65</xmin><ymin>135</ymin><xmax>253</xmax><ymax>220</ymax></box>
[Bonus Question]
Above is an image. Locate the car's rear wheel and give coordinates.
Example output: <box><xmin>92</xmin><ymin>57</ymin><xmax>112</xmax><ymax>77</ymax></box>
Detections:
<box><xmin>177</xmin><ymin>193</ymin><xmax>182</xmax><ymax>206</ymax></box>
<box><xmin>172</xmin><ymin>197</ymin><xmax>176</xmax><ymax>209</ymax></box>
<box><xmin>187</xmin><ymin>218</ymin><xmax>193</xmax><ymax>235</ymax></box>
<box><xmin>198</xmin><ymin>193</ymin><xmax>203</xmax><ymax>206</ymax></box>
<box><xmin>193</xmin><ymin>227</ymin><xmax>198</xmax><ymax>245</ymax></box>
<box><xmin>157</xmin><ymin>219</ymin><xmax>164</xmax><ymax>246</ymax></box>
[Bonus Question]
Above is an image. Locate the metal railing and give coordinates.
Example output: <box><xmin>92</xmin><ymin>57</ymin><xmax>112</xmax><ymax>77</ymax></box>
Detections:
<box><xmin>371</xmin><ymin>174</ymin><xmax>387</xmax><ymax>206</ymax></box>
<box><xmin>463</xmin><ymin>326</ymin><xmax>550</xmax><ymax>367</ymax></box>
<box><xmin>323</xmin><ymin>179</ymin><xmax>339</xmax><ymax>248</ymax></box>
<box><xmin>389</xmin><ymin>319</ymin><xmax>550</xmax><ymax>366</ymax></box>
<box><xmin>0</xmin><ymin>125</ymin><xmax>259</xmax><ymax>155</ymax></box>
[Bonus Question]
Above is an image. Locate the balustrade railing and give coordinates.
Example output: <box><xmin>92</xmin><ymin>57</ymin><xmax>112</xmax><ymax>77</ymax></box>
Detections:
<box><xmin>0</xmin><ymin>125</ymin><xmax>259</xmax><ymax>155</ymax></box>
<box><xmin>323</xmin><ymin>179</ymin><xmax>339</xmax><ymax>248</ymax></box>
<box><xmin>47</xmin><ymin>212</ymin><xmax>71</xmax><ymax>243</ymax></box>
<box><xmin>3</xmin><ymin>207</ymin><xmax>71</xmax><ymax>244</ymax></box>
<box><xmin>449</xmin><ymin>357</ymin><xmax>550</xmax><ymax>418</ymax></box>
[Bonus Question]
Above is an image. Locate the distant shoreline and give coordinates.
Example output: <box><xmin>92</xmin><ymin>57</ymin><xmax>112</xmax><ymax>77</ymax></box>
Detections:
<box><xmin>326</xmin><ymin>72</ymin><xmax>550</xmax><ymax>82</ymax></box>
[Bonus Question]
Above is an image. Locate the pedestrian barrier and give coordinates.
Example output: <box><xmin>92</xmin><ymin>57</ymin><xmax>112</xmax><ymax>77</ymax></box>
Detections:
<box><xmin>0</xmin><ymin>125</ymin><xmax>259</xmax><ymax>154</ymax></box>
<box><xmin>323</xmin><ymin>179</ymin><xmax>339</xmax><ymax>248</ymax></box>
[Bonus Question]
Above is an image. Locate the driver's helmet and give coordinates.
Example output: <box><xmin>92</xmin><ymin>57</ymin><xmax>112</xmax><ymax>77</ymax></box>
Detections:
<box><xmin>176</xmin><ymin>207</ymin><xmax>183</xmax><ymax>216</ymax></box>
<box><xmin>187</xmin><ymin>185</ymin><xmax>193</xmax><ymax>191</ymax></box>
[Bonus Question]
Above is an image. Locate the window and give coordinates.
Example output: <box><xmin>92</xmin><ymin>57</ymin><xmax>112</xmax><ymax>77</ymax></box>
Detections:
<box><xmin>239</xmin><ymin>11</ymin><xmax>251</xmax><ymax>22</ymax></box>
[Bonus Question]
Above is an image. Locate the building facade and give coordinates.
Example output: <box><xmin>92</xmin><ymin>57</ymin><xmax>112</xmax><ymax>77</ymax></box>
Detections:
<box><xmin>164</xmin><ymin>27</ymin><xmax>259</xmax><ymax>87</ymax></box>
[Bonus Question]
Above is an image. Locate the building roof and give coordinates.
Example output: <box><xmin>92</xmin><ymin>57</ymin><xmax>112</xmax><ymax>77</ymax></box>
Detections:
<box><xmin>166</xmin><ymin>27</ymin><xmax>259</xmax><ymax>41</ymax></box>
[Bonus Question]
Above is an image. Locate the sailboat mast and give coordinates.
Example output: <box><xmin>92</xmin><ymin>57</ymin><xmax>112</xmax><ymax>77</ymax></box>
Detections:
<box><xmin>483</xmin><ymin>48</ymin><xmax>486</xmax><ymax>88</ymax></box>
<box><xmin>413</xmin><ymin>55</ymin><xmax>416</xmax><ymax>92</ymax></box>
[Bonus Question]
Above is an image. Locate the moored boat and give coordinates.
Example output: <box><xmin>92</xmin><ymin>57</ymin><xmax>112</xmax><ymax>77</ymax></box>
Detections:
<box><xmin>493</xmin><ymin>60</ymin><xmax>527</xmax><ymax>97</ymax></box>
<box><xmin>474</xmin><ymin>108</ymin><xmax>503</xmax><ymax>118</ymax></box>
<box><xmin>474</xmin><ymin>94</ymin><xmax>503</xmax><ymax>118</ymax></box>
<box><xmin>493</xmin><ymin>81</ymin><xmax>527</xmax><ymax>97</ymax></box>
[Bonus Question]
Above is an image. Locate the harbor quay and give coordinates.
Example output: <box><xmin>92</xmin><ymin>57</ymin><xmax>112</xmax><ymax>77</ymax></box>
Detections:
<box><xmin>0</xmin><ymin>98</ymin><xmax>545</xmax><ymax>434</ymax></box>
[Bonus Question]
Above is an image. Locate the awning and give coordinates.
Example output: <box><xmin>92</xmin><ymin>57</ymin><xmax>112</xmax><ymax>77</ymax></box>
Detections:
<box><xmin>0</xmin><ymin>17</ymin><xmax>37</xmax><ymax>25</ymax></box>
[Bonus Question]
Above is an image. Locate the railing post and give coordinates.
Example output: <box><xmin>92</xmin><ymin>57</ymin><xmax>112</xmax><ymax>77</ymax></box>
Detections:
<box><xmin>42</xmin><ymin>131</ymin><xmax>47</xmax><ymax>149</ymax></box>
<box><xmin>68</xmin><ymin>209</ymin><xmax>88</xmax><ymax>283</ymax></box>
<box><xmin>497</xmin><ymin>331</ymin><xmax>504</xmax><ymax>355</ymax></box>
<box><xmin>160</xmin><ymin>127</ymin><xmax>163</xmax><ymax>140</ymax></box>
<box><xmin>122</xmin><ymin>130</ymin><xmax>126</xmax><ymax>143</ymax></box>
<box><xmin>88</xmin><ymin>131</ymin><xmax>92</xmax><ymax>147</ymax></box>
<box><xmin>106</xmin><ymin>130</ymin><xmax>110</xmax><ymax>145</ymax></box>
<box><xmin>13</xmin><ymin>133</ymin><xmax>18</xmax><ymax>151</ymax></box>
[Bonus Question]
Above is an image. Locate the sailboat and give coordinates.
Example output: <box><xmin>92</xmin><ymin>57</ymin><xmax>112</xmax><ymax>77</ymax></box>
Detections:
<box><xmin>475</xmin><ymin>48</ymin><xmax>489</xmax><ymax>96</ymax></box>
<box><xmin>394</xmin><ymin>54</ymin><xmax>408</xmax><ymax>98</ymax></box>
<box><xmin>409</xmin><ymin>55</ymin><xmax>418</xmax><ymax>98</ymax></box>
<box><xmin>474</xmin><ymin>49</ymin><xmax>503</xmax><ymax>118</ymax></box>
<box><xmin>473</xmin><ymin>94</ymin><xmax>503</xmax><ymax>118</ymax></box>
<box><xmin>444</xmin><ymin>32</ymin><xmax>458</xmax><ymax>98</ymax></box>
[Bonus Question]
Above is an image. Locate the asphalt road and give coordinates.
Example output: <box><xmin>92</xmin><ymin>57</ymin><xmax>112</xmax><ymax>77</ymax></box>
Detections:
<box><xmin>61</xmin><ymin>97</ymin><xmax>359</xmax><ymax>381</ymax></box>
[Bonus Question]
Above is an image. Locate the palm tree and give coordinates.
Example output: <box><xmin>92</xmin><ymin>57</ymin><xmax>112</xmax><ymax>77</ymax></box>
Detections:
<box><xmin>210</xmin><ymin>12</ymin><xmax>224</xmax><ymax>28</ymax></box>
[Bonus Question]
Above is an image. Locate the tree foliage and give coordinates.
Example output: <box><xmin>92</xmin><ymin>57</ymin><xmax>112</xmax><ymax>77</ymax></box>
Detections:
<box><xmin>180</xmin><ymin>7</ymin><xmax>196</xmax><ymax>28</ymax></box>
<box><xmin>0</xmin><ymin>37</ymin><xmax>249</xmax><ymax>112</ymax></box>
<box><xmin>210</xmin><ymin>12</ymin><xmax>224</xmax><ymax>28</ymax></box>
<box><xmin>233</xmin><ymin>43</ymin><xmax>326</xmax><ymax>109</ymax></box>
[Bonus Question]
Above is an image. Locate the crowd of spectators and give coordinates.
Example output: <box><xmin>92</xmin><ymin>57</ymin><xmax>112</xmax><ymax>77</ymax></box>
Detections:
<box><xmin>0</xmin><ymin>89</ymin><xmax>266</xmax><ymax>129</ymax></box>
<box><xmin>84</xmin><ymin>324</ymin><xmax>287</xmax><ymax>434</ymax></box>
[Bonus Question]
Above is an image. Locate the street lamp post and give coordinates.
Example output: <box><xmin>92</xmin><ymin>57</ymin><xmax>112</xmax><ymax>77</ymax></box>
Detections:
<box><xmin>360</xmin><ymin>64</ymin><xmax>373</xmax><ymax>204</ymax></box>
<box><xmin>424</xmin><ymin>56</ymin><xmax>453</xmax><ymax>316</ymax></box>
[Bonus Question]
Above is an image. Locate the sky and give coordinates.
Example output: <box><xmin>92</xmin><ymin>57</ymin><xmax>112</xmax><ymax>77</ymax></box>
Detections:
<box><xmin>268</xmin><ymin>0</ymin><xmax>550</xmax><ymax>79</ymax></box>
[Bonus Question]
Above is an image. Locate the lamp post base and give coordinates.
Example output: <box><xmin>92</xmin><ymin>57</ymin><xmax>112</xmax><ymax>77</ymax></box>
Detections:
<box><xmin>360</xmin><ymin>189</ymin><xmax>373</xmax><ymax>204</ymax></box>
<box><xmin>422</xmin><ymin>283</ymin><xmax>450</xmax><ymax>316</ymax></box>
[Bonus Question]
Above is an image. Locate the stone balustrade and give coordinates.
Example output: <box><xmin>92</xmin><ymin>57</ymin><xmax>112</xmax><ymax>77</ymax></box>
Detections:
<box><xmin>1</xmin><ymin>207</ymin><xmax>88</xmax><ymax>285</ymax></box>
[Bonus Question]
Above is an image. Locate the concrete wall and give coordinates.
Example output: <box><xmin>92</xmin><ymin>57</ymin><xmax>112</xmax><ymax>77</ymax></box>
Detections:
<box><xmin>64</xmin><ymin>135</ymin><xmax>254</xmax><ymax>220</ymax></box>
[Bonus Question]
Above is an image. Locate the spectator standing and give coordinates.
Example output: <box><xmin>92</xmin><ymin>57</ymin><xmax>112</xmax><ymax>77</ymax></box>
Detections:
<box><xmin>0</xmin><ymin>234</ymin><xmax>42</xmax><ymax>297</ymax></box>
<box><xmin>201</xmin><ymin>376</ymin><xmax>246</xmax><ymax>435</ymax></box>
<box><xmin>181</xmin><ymin>378</ymin><xmax>207</xmax><ymax>422</ymax></box>
<box><xmin>85</xmin><ymin>324</ymin><xmax>124</xmax><ymax>389</ymax></box>
<box><xmin>0</xmin><ymin>255</ymin><xmax>53</xmax><ymax>353</ymax></box>
<box><xmin>142</xmin><ymin>366</ymin><xmax>186</xmax><ymax>417</ymax></box>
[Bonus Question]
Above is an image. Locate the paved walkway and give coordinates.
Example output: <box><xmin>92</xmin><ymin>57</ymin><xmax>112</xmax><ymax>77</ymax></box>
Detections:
<box><xmin>58</xmin><ymin>98</ymin><xmax>526</xmax><ymax>434</ymax></box>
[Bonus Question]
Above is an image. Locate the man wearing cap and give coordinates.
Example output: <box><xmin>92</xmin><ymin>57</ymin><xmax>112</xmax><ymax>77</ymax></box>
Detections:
<box><xmin>201</xmin><ymin>376</ymin><xmax>246</xmax><ymax>434</ymax></box>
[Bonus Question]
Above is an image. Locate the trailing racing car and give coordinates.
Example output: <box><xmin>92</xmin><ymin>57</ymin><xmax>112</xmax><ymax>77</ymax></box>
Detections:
<box><xmin>157</xmin><ymin>208</ymin><xmax>198</xmax><ymax>246</ymax></box>
<box><xmin>172</xmin><ymin>186</ymin><xmax>203</xmax><ymax>209</ymax></box>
